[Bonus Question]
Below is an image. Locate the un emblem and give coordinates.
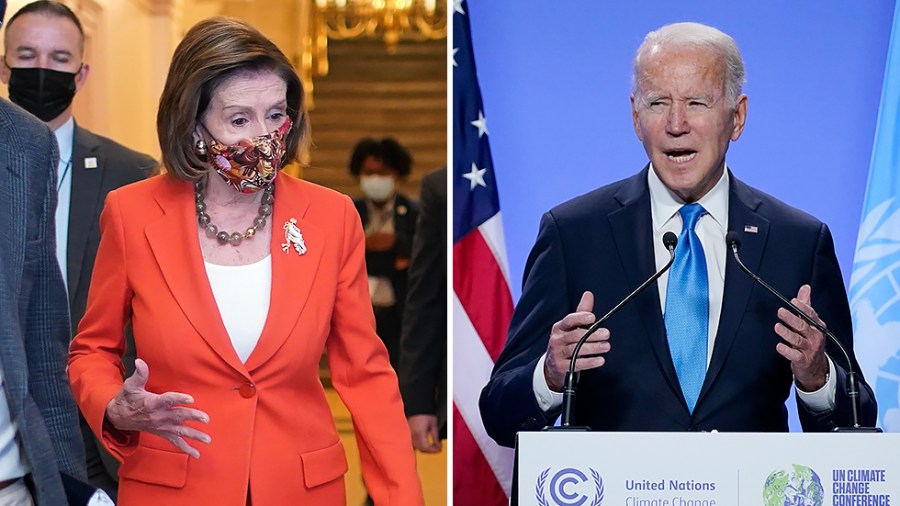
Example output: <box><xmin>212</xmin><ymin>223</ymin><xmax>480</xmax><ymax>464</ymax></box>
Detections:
<box><xmin>850</xmin><ymin>197</ymin><xmax>900</xmax><ymax>431</ymax></box>
<box><xmin>535</xmin><ymin>467</ymin><xmax>603</xmax><ymax>506</ymax></box>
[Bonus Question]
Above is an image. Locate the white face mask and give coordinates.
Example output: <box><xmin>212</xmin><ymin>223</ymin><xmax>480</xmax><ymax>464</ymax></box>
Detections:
<box><xmin>360</xmin><ymin>175</ymin><xmax>396</xmax><ymax>202</ymax></box>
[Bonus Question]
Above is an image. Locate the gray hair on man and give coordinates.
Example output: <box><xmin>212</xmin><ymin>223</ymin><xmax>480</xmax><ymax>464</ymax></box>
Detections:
<box><xmin>632</xmin><ymin>21</ymin><xmax>746</xmax><ymax>109</ymax></box>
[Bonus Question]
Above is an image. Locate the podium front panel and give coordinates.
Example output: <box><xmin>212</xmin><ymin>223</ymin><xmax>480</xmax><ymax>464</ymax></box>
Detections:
<box><xmin>516</xmin><ymin>431</ymin><xmax>899</xmax><ymax>505</ymax></box>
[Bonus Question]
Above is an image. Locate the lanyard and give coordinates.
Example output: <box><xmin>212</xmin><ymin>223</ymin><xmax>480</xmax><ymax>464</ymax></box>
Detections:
<box><xmin>58</xmin><ymin>158</ymin><xmax>72</xmax><ymax>192</ymax></box>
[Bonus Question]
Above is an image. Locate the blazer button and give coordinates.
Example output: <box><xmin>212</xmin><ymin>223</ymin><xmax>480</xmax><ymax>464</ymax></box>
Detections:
<box><xmin>239</xmin><ymin>383</ymin><xmax>256</xmax><ymax>398</ymax></box>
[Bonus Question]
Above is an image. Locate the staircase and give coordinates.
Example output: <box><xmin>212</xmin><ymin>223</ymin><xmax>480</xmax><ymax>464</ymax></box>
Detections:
<box><xmin>304</xmin><ymin>37</ymin><xmax>447</xmax><ymax>200</ymax></box>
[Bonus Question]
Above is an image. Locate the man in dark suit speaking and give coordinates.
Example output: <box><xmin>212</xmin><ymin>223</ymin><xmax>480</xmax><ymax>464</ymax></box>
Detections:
<box><xmin>479</xmin><ymin>21</ymin><xmax>877</xmax><ymax>448</ymax></box>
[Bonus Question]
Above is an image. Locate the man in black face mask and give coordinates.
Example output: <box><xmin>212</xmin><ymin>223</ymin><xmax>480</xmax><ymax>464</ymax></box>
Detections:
<box><xmin>2</xmin><ymin>1</ymin><xmax>86</xmax><ymax>129</ymax></box>
<box><xmin>1</xmin><ymin>1</ymin><xmax>156</xmax><ymax>500</ymax></box>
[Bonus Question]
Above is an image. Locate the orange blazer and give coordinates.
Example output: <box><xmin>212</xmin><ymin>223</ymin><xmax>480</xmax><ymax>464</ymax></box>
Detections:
<box><xmin>68</xmin><ymin>174</ymin><xmax>424</xmax><ymax>505</ymax></box>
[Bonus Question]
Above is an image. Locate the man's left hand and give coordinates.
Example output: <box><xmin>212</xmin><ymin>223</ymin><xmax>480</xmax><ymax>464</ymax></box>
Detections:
<box><xmin>774</xmin><ymin>284</ymin><xmax>830</xmax><ymax>392</ymax></box>
<box><xmin>407</xmin><ymin>414</ymin><xmax>442</xmax><ymax>453</ymax></box>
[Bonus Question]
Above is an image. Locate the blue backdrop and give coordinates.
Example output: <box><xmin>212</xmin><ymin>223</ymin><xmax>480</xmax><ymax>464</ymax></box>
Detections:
<box><xmin>468</xmin><ymin>2</ymin><xmax>895</xmax><ymax>300</ymax></box>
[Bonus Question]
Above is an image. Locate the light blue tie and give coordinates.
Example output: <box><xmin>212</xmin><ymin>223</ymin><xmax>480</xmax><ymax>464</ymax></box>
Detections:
<box><xmin>664</xmin><ymin>203</ymin><xmax>708</xmax><ymax>413</ymax></box>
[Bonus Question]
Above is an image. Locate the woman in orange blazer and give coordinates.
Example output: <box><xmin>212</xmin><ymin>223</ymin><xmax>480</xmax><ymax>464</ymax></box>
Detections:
<box><xmin>67</xmin><ymin>17</ymin><xmax>423</xmax><ymax>505</ymax></box>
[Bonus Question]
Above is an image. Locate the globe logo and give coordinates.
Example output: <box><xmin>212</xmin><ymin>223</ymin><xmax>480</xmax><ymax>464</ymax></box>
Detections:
<box><xmin>849</xmin><ymin>197</ymin><xmax>900</xmax><ymax>431</ymax></box>
<box><xmin>762</xmin><ymin>465</ymin><xmax>824</xmax><ymax>506</ymax></box>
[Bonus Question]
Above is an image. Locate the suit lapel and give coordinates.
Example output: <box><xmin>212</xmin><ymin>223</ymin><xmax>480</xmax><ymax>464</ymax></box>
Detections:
<box><xmin>67</xmin><ymin>124</ymin><xmax>104</xmax><ymax>301</ymax></box>
<box><xmin>607</xmin><ymin>168</ymin><xmax>682</xmax><ymax>397</ymax></box>
<box><xmin>145</xmin><ymin>179</ymin><xmax>250</xmax><ymax>378</ymax></box>
<box><xmin>697</xmin><ymin>174</ymin><xmax>769</xmax><ymax>404</ymax></box>
<box><xmin>0</xmin><ymin>102</ymin><xmax>42</xmax><ymax>406</ymax></box>
<box><xmin>0</xmin><ymin>111</ymin><xmax>22</xmax><ymax>235</ymax></box>
<box><xmin>244</xmin><ymin>177</ymin><xmax>325</xmax><ymax>371</ymax></box>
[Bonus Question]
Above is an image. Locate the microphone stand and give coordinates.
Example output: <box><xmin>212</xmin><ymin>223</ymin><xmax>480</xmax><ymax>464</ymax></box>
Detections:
<box><xmin>727</xmin><ymin>234</ymin><xmax>881</xmax><ymax>433</ymax></box>
<box><xmin>545</xmin><ymin>232</ymin><xmax>677</xmax><ymax>431</ymax></box>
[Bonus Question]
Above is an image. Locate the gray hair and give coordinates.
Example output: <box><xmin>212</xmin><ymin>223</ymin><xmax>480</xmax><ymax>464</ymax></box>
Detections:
<box><xmin>632</xmin><ymin>22</ymin><xmax>746</xmax><ymax>108</ymax></box>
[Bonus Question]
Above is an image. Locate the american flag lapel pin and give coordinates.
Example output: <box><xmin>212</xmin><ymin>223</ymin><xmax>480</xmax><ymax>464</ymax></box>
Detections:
<box><xmin>744</xmin><ymin>225</ymin><xmax>759</xmax><ymax>234</ymax></box>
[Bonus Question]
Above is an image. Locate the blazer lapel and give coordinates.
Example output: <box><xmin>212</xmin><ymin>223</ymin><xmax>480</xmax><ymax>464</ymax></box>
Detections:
<box><xmin>607</xmin><ymin>167</ymin><xmax>683</xmax><ymax>398</ymax></box>
<box><xmin>244</xmin><ymin>177</ymin><xmax>325</xmax><ymax>371</ymax></box>
<box><xmin>0</xmin><ymin>112</ymin><xmax>23</xmax><ymax>238</ymax></box>
<box><xmin>67</xmin><ymin>124</ymin><xmax>104</xmax><ymax>301</ymax></box>
<box><xmin>698</xmin><ymin>173</ymin><xmax>769</xmax><ymax>404</ymax></box>
<box><xmin>0</xmin><ymin>117</ymin><xmax>25</xmax><ymax>410</ymax></box>
<box><xmin>1</xmin><ymin>109</ymin><xmax>28</xmax><ymax>303</ymax></box>
<box><xmin>144</xmin><ymin>179</ymin><xmax>250</xmax><ymax>378</ymax></box>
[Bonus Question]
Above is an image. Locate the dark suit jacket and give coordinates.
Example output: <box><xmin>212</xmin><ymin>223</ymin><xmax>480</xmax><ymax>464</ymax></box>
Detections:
<box><xmin>67</xmin><ymin>124</ymin><xmax>156</xmax><ymax>343</ymax></box>
<box><xmin>480</xmin><ymin>167</ymin><xmax>877</xmax><ymax>448</ymax></box>
<box><xmin>0</xmin><ymin>97</ymin><xmax>86</xmax><ymax>504</ymax></box>
<box><xmin>66</xmin><ymin>124</ymin><xmax>155</xmax><ymax>496</ymax></box>
<box><xmin>399</xmin><ymin>168</ymin><xmax>447</xmax><ymax>432</ymax></box>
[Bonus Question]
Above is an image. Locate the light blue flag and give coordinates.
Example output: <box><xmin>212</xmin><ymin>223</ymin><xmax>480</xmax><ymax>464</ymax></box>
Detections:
<box><xmin>850</xmin><ymin>0</ymin><xmax>900</xmax><ymax>432</ymax></box>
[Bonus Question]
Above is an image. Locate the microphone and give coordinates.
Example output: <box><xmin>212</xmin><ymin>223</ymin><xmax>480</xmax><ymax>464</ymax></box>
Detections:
<box><xmin>550</xmin><ymin>231</ymin><xmax>678</xmax><ymax>430</ymax></box>
<box><xmin>725</xmin><ymin>231</ymin><xmax>879</xmax><ymax>432</ymax></box>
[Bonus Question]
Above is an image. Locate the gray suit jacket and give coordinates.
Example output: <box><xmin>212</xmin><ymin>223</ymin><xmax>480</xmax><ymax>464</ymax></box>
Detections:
<box><xmin>0</xmin><ymin>98</ymin><xmax>87</xmax><ymax>503</ymax></box>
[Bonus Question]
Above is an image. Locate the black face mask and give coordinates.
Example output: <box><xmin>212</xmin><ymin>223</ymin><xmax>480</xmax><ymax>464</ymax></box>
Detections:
<box><xmin>7</xmin><ymin>66</ymin><xmax>79</xmax><ymax>122</ymax></box>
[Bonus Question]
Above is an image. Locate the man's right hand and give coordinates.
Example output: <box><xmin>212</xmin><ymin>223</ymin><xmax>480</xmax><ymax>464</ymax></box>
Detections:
<box><xmin>544</xmin><ymin>291</ymin><xmax>611</xmax><ymax>392</ymax></box>
<box><xmin>105</xmin><ymin>358</ymin><xmax>212</xmax><ymax>458</ymax></box>
<box><xmin>408</xmin><ymin>414</ymin><xmax>442</xmax><ymax>453</ymax></box>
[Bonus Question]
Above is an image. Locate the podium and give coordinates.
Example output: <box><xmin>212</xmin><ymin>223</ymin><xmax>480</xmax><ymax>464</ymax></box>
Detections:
<box><xmin>513</xmin><ymin>431</ymin><xmax>900</xmax><ymax>505</ymax></box>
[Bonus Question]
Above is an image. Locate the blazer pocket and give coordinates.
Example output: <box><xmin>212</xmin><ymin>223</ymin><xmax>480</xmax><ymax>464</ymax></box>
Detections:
<box><xmin>119</xmin><ymin>445</ymin><xmax>189</xmax><ymax>488</ymax></box>
<box><xmin>300</xmin><ymin>440</ymin><xmax>349</xmax><ymax>488</ymax></box>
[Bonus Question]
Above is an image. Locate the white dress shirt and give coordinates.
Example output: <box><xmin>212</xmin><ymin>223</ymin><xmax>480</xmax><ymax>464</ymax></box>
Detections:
<box><xmin>0</xmin><ymin>363</ymin><xmax>28</xmax><ymax>481</ymax></box>
<box><xmin>54</xmin><ymin>117</ymin><xmax>74</xmax><ymax>291</ymax></box>
<box><xmin>533</xmin><ymin>166</ymin><xmax>836</xmax><ymax>414</ymax></box>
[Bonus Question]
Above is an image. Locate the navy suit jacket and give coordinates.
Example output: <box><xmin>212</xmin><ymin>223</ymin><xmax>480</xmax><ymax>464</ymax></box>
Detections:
<box><xmin>0</xmin><ymin>98</ymin><xmax>86</xmax><ymax>502</ymax></box>
<box><xmin>480</xmin><ymin>167</ymin><xmax>877</xmax><ymax>448</ymax></box>
<box><xmin>353</xmin><ymin>192</ymin><xmax>419</xmax><ymax>316</ymax></box>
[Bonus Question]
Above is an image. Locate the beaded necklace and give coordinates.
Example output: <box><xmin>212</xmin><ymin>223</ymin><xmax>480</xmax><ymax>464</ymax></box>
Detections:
<box><xmin>194</xmin><ymin>180</ymin><xmax>274</xmax><ymax>246</ymax></box>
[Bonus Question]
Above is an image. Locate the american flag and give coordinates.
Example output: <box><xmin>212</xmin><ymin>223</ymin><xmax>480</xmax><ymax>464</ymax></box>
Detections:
<box><xmin>452</xmin><ymin>1</ymin><xmax>516</xmax><ymax>504</ymax></box>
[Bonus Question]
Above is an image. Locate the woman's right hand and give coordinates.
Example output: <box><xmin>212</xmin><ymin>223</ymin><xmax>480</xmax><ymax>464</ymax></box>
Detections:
<box><xmin>105</xmin><ymin>358</ymin><xmax>212</xmax><ymax>458</ymax></box>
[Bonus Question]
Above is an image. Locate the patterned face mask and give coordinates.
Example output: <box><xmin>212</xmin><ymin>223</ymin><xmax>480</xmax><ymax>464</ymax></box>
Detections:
<box><xmin>205</xmin><ymin>117</ymin><xmax>292</xmax><ymax>193</ymax></box>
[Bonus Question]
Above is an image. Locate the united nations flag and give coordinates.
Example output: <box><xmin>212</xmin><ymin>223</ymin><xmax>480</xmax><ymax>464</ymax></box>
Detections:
<box><xmin>850</xmin><ymin>0</ymin><xmax>900</xmax><ymax>432</ymax></box>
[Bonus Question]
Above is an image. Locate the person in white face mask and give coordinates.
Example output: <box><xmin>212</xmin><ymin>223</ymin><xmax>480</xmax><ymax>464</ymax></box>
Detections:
<box><xmin>349</xmin><ymin>137</ymin><xmax>419</xmax><ymax>373</ymax></box>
